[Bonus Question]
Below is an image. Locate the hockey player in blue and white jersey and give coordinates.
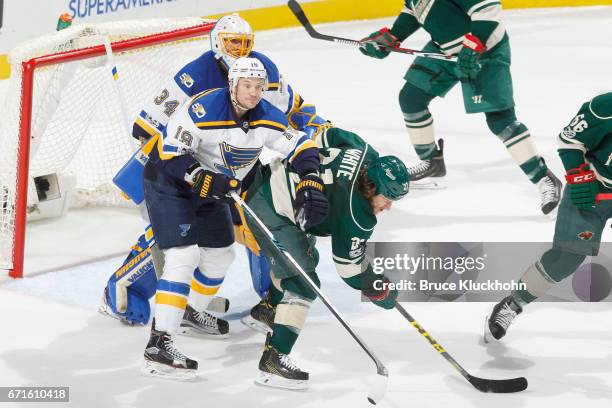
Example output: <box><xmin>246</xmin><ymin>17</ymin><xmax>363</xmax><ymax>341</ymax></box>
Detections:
<box><xmin>104</xmin><ymin>13</ymin><xmax>329</xmax><ymax>328</ymax></box>
<box><xmin>141</xmin><ymin>57</ymin><xmax>329</xmax><ymax>380</ymax></box>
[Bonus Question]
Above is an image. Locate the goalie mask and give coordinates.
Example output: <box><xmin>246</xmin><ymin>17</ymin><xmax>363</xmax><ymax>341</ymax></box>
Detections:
<box><xmin>228</xmin><ymin>57</ymin><xmax>268</xmax><ymax>111</ymax></box>
<box><xmin>367</xmin><ymin>156</ymin><xmax>410</xmax><ymax>201</ymax></box>
<box><xmin>210</xmin><ymin>14</ymin><xmax>254</xmax><ymax>68</ymax></box>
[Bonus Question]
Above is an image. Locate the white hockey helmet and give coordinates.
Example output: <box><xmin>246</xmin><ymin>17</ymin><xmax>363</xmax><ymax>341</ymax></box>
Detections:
<box><xmin>210</xmin><ymin>13</ymin><xmax>254</xmax><ymax>68</ymax></box>
<box><xmin>228</xmin><ymin>57</ymin><xmax>268</xmax><ymax>110</ymax></box>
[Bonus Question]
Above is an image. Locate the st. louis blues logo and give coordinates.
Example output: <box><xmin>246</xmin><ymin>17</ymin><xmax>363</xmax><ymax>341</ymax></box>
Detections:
<box><xmin>179</xmin><ymin>224</ymin><xmax>191</xmax><ymax>237</ymax></box>
<box><xmin>214</xmin><ymin>142</ymin><xmax>262</xmax><ymax>177</ymax></box>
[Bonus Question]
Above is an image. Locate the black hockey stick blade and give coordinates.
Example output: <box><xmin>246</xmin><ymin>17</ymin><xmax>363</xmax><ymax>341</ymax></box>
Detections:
<box><xmin>467</xmin><ymin>374</ymin><xmax>528</xmax><ymax>393</ymax></box>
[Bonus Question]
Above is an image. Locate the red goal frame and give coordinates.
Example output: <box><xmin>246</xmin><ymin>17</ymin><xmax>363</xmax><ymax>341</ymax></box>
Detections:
<box><xmin>9</xmin><ymin>22</ymin><xmax>215</xmax><ymax>278</ymax></box>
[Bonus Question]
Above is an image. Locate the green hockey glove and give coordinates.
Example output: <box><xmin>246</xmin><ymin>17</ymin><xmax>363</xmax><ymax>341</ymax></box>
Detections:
<box><xmin>457</xmin><ymin>34</ymin><xmax>485</xmax><ymax>80</ymax></box>
<box><xmin>565</xmin><ymin>164</ymin><xmax>598</xmax><ymax>209</ymax></box>
<box><xmin>359</xmin><ymin>27</ymin><xmax>400</xmax><ymax>59</ymax></box>
<box><xmin>362</xmin><ymin>275</ymin><xmax>398</xmax><ymax>310</ymax></box>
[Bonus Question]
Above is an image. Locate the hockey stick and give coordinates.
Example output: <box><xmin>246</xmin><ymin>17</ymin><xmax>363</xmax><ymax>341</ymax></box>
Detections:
<box><xmin>596</xmin><ymin>193</ymin><xmax>612</xmax><ymax>204</ymax></box>
<box><xmin>394</xmin><ymin>302</ymin><xmax>528</xmax><ymax>393</ymax></box>
<box><xmin>287</xmin><ymin>0</ymin><xmax>457</xmax><ymax>62</ymax></box>
<box><xmin>230</xmin><ymin>192</ymin><xmax>388</xmax><ymax>405</ymax></box>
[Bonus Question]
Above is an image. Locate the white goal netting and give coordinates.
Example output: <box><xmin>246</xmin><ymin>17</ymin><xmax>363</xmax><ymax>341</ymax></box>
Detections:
<box><xmin>0</xmin><ymin>17</ymin><xmax>214</xmax><ymax>271</ymax></box>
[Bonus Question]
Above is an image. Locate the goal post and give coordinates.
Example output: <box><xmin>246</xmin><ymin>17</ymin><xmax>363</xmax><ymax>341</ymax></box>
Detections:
<box><xmin>0</xmin><ymin>18</ymin><xmax>216</xmax><ymax>278</ymax></box>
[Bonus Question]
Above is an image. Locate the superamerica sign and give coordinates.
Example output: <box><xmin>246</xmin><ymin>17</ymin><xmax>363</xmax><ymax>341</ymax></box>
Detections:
<box><xmin>68</xmin><ymin>0</ymin><xmax>178</xmax><ymax>18</ymax></box>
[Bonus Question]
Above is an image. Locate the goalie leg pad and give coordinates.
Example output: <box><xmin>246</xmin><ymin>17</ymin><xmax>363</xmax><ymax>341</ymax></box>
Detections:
<box><xmin>247</xmin><ymin>247</ymin><xmax>272</xmax><ymax>298</ymax></box>
<box><xmin>103</xmin><ymin>232</ymin><xmax>157</xmax><ymax>324</ymax></box>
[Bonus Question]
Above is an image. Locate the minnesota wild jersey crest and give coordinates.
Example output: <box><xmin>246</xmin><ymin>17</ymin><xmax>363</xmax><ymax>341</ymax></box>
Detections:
<box><xmin>214</xmin><ymin>141</ymin><xmax>262</xmax><ymax>177</ymax></box>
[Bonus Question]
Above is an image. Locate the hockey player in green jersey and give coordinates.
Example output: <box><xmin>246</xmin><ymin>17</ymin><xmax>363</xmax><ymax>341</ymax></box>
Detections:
<box><xmin>359</xmin><ymin>0</ymin><xmax>562</xmax><ymax>214</ymax></box>
<box><xmin>485</xmin><ymin>92</ymin><xmax>612</xmax><ymax>341</ymax></box>
<box><xmin>240</xmin><ymin>124</ymin><xmax>409</xmax><ymax>389</ymax></box>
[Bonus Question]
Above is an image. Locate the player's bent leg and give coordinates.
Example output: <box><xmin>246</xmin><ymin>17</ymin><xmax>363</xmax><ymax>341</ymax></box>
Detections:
<box><xmin>143</xmin><ymin>244</ymin><xmax>199</xmax><ymax>380</ymax></box>
<box><xmin>256</xmin><ymin>273</ymin><xmax>320</xmax><ymax>390</ymax></box>
<box><xmin>485</xmin><ymin>249</ymin><xmax>586</xmax><ymax>342</ymax></box>
<box><xmin>485</xmin><ymin>109</ymin><xmax>561</xmax><ymax>214</ymax></box>
<box><xmin>399</xmin><ymin>82</ymin><xmax>446</xmax><ymax>188</ymax></box>
<box><xmin>179</xmin><ymin>246</ymin><xmax>234</xmax><ymax>338</ymax></box>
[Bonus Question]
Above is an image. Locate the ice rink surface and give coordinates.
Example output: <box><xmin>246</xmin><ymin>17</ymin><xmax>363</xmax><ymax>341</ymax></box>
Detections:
<box><xmin>1</xmin><ymin>6</ymin><xmax>611</xmax><ymax>408</ymax></box>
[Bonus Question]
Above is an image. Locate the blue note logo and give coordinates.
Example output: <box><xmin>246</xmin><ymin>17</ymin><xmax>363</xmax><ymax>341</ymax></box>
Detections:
<box><xmin>191</xmin><ymin>103</ymin><xmax>206</xmax><ymax>118</ymax></box>
<box><xmin>215</xmin><ymin>142</ymin><xmax>262</xmax><ymax>177</ymax></box>
<box><xmin>179</xmin><ymin>224</ymin><xmax>191</xmax><ymax>237</ymax></box>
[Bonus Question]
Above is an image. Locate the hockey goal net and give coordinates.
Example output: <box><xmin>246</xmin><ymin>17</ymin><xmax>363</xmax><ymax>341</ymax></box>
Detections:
<box><xmin>0</xmin><ymin>17</ymin><xmax>215</xmax><ymax>278</ymax></box>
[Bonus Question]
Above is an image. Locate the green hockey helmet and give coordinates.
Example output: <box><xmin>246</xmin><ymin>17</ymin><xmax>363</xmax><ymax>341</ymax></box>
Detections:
<box><xmin>367</xmin><ymin>155</ymin><xmax>409</xmax><ymax>201</ymax></box>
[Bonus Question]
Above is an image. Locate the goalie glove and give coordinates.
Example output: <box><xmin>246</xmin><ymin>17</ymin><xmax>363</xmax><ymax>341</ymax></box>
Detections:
<box><xmin>457</xmin><ymin>34</ymin><xmax>485</xmax><ymax>80</ymax></box>
<box><xmin>565</xmin><ymin>163</ymin><xmax>598</xmax><ymax>209</ymax></box>
<box><xmin>294</xmin><ymin>173</ymin><xmax>329</xmax><ymax>231</ymax></box>
<box><xmin>186</xmin><ymin>164</ymin><xmax>240</xmax><ymax>200</ymax></box>
<box><xmin>359</xmin><ymin>27</ymin><xmax>400</xmax><ymax>59</ymax></box>
<box><xmin>288</xmin><ymin>104</ymin><xmax>331</xmax><ymax>140</ymax></box>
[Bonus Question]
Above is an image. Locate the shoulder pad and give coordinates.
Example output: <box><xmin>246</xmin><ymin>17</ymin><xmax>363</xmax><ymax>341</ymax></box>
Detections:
<box><xmin>588</xmin><ymin>92</ymin><xmax>612</xmax><ymax>120</ymax></box>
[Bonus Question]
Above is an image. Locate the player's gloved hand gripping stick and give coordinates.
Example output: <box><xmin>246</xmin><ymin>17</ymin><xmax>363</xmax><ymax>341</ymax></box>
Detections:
<box><xmin>230</xmin><ymin>191</ymin><xmax>388</xmax><ymax>405</ymax></box>
<box><xmin>287</xmin><ymin>0</ymin><xmax>457</xmax><ymax>62</ymax></box>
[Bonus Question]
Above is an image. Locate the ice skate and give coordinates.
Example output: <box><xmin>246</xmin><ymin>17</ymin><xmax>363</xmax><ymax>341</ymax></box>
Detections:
<box><xmin>484</xmin><ymin>296</ymin><xmax>523</xmax><ymax>343</ymax></box>
<box><xmin>408</xmin><ymin>139</ymin><xmax>446</xmax><ymax>189</ymax></box>
<box><xmin>179</xmin><ymin>304</ymin><xmax>229</xmax><ymax>338</ymax></box>
<box><xmin>537</xmin><ymin>169</ymin><xmax>562</xmax><ymax>215</ymax></box>
<box><xmin>241</xmin><ymin>295</ymin><xmax>275</xmax><ymax>334</ymax></box>
<box><xmin>255</xmin><ymin>333</ymin><xmax>309</xmax><ymax>390</ymax></box>
<box><xmin>142</xmin><ymin>322</ymin><xmax>198</xmax><ymax>380</ymax></box>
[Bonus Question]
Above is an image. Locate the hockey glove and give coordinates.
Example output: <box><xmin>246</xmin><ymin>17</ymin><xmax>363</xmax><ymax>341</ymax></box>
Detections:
<box><xmin>359</xmin><ymin>27</ymin><xmax>400</xmax><ymax>59</ymax></box>
<box><xmin>565</xmin><ymin>164</ymin><xmax>598</xmax><ymax>209</ymax></box>
<box><xmin>457</xmin><ymin>34</ymin><xmax>485</xmax><ymax>80</ymax></box>
<box><xmin>187</xmin><ymin>166</ymin><xmax>240</xmax><ymax>200</ymax></box>
<box><xmin>294</xmin><ymin>173</ymin><xmax>329</xmax><ymax>231</ymax></box>
<box><xmin>362</xmin><ymin>275</ymin><xmax>398</xmax><ymax>310</ymax></box>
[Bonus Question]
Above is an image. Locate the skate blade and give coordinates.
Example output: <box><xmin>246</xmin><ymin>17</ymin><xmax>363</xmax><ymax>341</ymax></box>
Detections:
<box><xmin>483</xmin><ymin>314</ymin><xmax>495</xmax><ymax>344</ymax></box>
<box><xmin>241</xmin><ymin>315</ymin><xmax>272</xmax><ymax>335</ymax></box>
<box><xmin>141</xmin><ymin>360</ymin><xmax>197</xmax><ymax>381</ymax></box>
<box><xmin>178</xmin><ymin>325</ymin><xmax>229</xmax><ymax>339</ymax></box>
<box><xmin>255</xmin><ymin>371</ymin><xmax>308</xmax><ymax>390</ymax></box>
<box><xmin>410</xmin><ymin>176</ymin><xmax>447</xmax><ymax>190</ymax></box>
